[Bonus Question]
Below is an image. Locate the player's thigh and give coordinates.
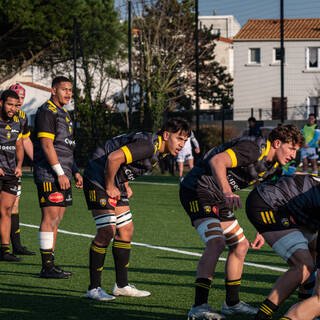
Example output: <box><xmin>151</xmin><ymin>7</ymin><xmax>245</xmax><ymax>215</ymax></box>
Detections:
<box><xmin>0</xmin><ymin>191</ymin><xmax>16</xmax><ymax>213</ymax></box>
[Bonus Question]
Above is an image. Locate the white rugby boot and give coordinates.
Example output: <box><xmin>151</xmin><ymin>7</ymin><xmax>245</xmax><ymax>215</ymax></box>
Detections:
<box><xmin>112</xmin><ymin>283</ymin><xmax>151</xmax><ymax>297</ymax></box>
<box><xmin>86</xmin><ymin>287</ymin><xmax>115</xmax><ymax>301</ymax></box>
<box><xmin>221</xmin><ymin>301</ymin><xmax>258</xmax><ymax>315</ymax></box>
<box><xmin>187</xmin><ymin>304</ymin><xmax>225</xmax><ymax>320</ymax></box>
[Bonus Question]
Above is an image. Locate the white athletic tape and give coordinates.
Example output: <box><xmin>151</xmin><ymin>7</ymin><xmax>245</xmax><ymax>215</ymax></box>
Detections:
<box><xmin>94</xmin><ymin>213</ymin><xmax>116</xmax><ymax>229</ymax></box>
<box><xmin>116</xmin><ymin>210</ymin><xmax>132</xmax><ymax>228</ymax></box>
<box><xmin>196</xmin><ymin>218</ymin><xmax>223</xmax><ymax>243</ymax></box>
<box><xmin>38</xmin><ymin>231</ymin><xmax>54</xmax><ymax>250</ymax></box>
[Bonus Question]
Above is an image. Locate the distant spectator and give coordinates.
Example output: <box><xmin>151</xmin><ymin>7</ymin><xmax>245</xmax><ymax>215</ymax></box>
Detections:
<box><xmin>176</xmin><ymin>130</ymin><xmax>200</xmax><ymax>182</ymax></box>
<box><xmin>248</xmin><ymin>117</ymin><xmax>262</xmax><ymax>137</ymax></box>
<box><xmin>300</xmin><ymin>113</ymin><xmax>320</xmax><ymax>175</ymax></box>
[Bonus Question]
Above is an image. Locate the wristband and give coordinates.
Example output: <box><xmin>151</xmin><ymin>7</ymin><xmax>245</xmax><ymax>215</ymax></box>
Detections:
<box><xmin>52</xmin><ymin>163</ymin><xmax>65</xmax><ymax>176</ymax></box>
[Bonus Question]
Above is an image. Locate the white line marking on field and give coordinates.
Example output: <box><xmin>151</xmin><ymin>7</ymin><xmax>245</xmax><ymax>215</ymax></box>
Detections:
<box><xmin>132</xmin><ymin>181</ymin><xmax>178</xmax><ymax>186</ymax></box>
<box><xmin>21</xmin><ymin>223</ymin><xmax>287</xmax><ymax>273</ymax></box>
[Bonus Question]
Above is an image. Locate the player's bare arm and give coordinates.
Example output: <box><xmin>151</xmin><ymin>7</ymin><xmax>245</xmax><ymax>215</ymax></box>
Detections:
<box><xmin>40</xmin><ymin>137</ymin><xmax>70</xmax><ymax>190</ymax></box>
<box><xmin>22</xmin><ymin>136</ymin><xmax>33</xmax><ymax>161</ymax></box>
<box><xmin>209</xmin><ymin>152</ymin><xmax>242</xmax><ymax>210</ymax></box>
<box><xmin>15</xmin><ymin>137</ymin><xmax>24</xmax><ymax>177</ymax></box>
<box><xmin>105</xmin><ymin>148</ymin><xmax>126</xmax><ymax>200</ymax></box>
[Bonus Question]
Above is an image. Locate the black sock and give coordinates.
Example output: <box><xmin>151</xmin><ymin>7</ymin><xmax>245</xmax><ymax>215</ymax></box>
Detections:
<box><xmin>225</xmin><ymin>278</ymin><xmax>241</xmax><ymax>306</ymax></box>
<box><xmin>0</xmin><ymin>244</ymin><xmax>10</xmax><ymax>256</ymax></box>
<box><xmin>194</xmin><ymin>278</ymin><xmax>212</xmax><ymax>306</ymax></box>
<box><xmin>89</xmin><ymin>241</ymin><xmax>107</xmax><ymax>290</ymax></box>
<box><xmin>255</xmin><ymin>299</ymin><xmax>278</xmax><ymax>320</ymax></box>
<box><xmin>40</xmin><ymin>248</ymin><xmax>54</xmax><ymax>269</ymax></box>
<box><xmin>11</xmin><ymin>212</ymin><xmax>22</xmax><ymax>250</ymax></box>
<box><xmin>112</xmin><ymin>239</ymin><xmax>131</xmax><ymax>288</ymax></box>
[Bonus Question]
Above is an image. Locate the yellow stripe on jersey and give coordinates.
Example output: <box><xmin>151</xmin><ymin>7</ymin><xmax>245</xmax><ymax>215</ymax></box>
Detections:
<box><xmin>13</xmin><ymin>115</ymin><xmax>19</xmax><ymax>122</ymax></box>
<box><xmin>158</xmin><ymin>136</ymin><xmax>162</xmax><ymax>151</ymax></box>
<box><xmin>19</xmin><ymin>110</ymin><xmax>26</xmax><ymax>119</ymax></box>
<box><xmin>269</xmin><ymin>211</ymin><xmax>276</xmax><ymax>223</ymax></box>
<box><xmin>258</xmin><ymin>140</ymin><xmax>271</xmax><ymax>161</ymax></box>
<box><xmin>261</xmin><ymin>212</ymin><xmax>267</xmax><ymax>224</ymax></box>
<box><xmin>121</xmin><ymin>146</ymin><xmax>133</xmax><ymax>164</ymax></box>
<box><xmin>22</xmin><ymin>132</ymin><xmax>31</xmax><ymax>139</ymax></box>
<box><xmin>17</xmin><ymin>133</ymin><xmax>22</xmax><ymax>140</ymax></box>
<box><xmin>225</xmin><ymin>148</ymin><xmax>237</xmax><ymax>168</ymax></box>
<box><xmin>265</xmin><ymin>211</ymin><xmax>272</xmax><ymax>224</ymax></box>
<box><xmin>38</xmin><ymin>132</ymin><xmax>55</xmax><ymax>140</ymax></box>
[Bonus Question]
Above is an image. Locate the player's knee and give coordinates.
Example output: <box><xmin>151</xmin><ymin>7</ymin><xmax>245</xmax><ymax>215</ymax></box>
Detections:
<box><xmin>301</xmin><ymin>263</ymin><xmax>316</xmax><ymax>284</ymax></box>
<box><xmin>206</xmin><ymin>236</ymin><xmax>226</xmax><ymax>254</ymax></box>
<box><xmin>96</xmin><ymin>226</ymin><xmax>116</xmax><ymax>245</ymax></box>
<box><xmin>230</xmin><ymin>238</ymin><xmax>249</xmax><ymax>259</ymax></box>
<box><xmin>117</xmin><ymin>222</ymin><xmax>134</xmax><ymax>241</ymax></box>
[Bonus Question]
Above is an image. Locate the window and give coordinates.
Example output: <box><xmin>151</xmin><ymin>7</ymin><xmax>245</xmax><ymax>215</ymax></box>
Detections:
<box><xmin>309</xmin><ymin>96</ymin><xmax>319</xmax><ymax>116</ymax></box>
<box><xmin>307</xmin><ymin>47</ymin><xmax>320</xmax><ymax>68</ymax></box>
<box><xmin>273</xmin><ymin>48</ymin><xmax>285</xmax><ymax>63</ymax></box>
<box><xmin>249</xmin><ymin>48</ymin><xmax>261</xmax><ymax>64</ymax></box>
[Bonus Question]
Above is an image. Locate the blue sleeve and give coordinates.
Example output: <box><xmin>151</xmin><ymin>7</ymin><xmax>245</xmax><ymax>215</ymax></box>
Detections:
<box><xmin>307</xmin><ymin>129</ymin><xmax>320</xmax><ymax>148</ymax></box>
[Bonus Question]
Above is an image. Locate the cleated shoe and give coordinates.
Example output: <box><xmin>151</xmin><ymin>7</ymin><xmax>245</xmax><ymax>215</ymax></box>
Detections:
<box><xmin>187</xmin><ymin>304</ymin><xmax>225</xmax><ymax>320</ymax></box>
<box><xmin>86</xmin><ymin>287</ymin><xmax>115</xmax><ymax>301</ymax></box>
<box><xmin>40</xmin><ymin>266</ymin><xmax>69</xmax><ymax>279</ymax></box>
<box><xmin>221</xmin><ymin>301</ymin><xmax>258</xmax><ymax>315</ymax></box>
<box><xmin>0</xmin><ymin>253</ymin><xmax>21</xmax><ymax>262</ymax></box>
<box><xmin>13</xmin><ymin>246</ymin><xmax>36</xmax><ymax>255</ymax></box>
<box><xmin>54</xmin><ymin>265</ymin><xmax>72</xmax><ymax>276</ymax></box>
<box><xmin>112</xmin><ymin>283</ymin><xmax>151</xmax><ymax>297</ymax></box>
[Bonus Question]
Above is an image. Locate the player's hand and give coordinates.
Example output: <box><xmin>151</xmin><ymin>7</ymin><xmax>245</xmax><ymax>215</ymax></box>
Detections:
<box><xmin>195</xmin><ymin>148</ymin><xmax>200</xmax><ymax>154</ymax></box>
<box><xmin>223</xmin><ymin>191</ymin><xmax>242</xmax><ymax>211</ymax></box>
<box><xmin>14</xmin><ymin>167</ymin><xmax>22</xmax><ymax>178</ymax></box>
<box><xmin>125</xmin><ymin>185</ymin><xmax>133</xmax><ymax>198</ymax></box>
<box><xmin>250</xmin><ymin>232</ymin><xmax>265</xmax><ymax>249</ymax></box>
<box><xmin>106</xmin><ymin>185</ymin><xmax>121</xmax><ymax>200</ymax></box>
<box><xmin>0</xmin><ymin>168</ymin><xmax>5</xmax><ymax>176</ymax></box>
<box><xmin>58</xmin><ymin>174</ymin><xmax>70</xmax><ymax>190</ymax></box>
<box><xmin>74</xmin><ymin>173</ymin><xmax>83</xmax><ymax>189</ymax></box>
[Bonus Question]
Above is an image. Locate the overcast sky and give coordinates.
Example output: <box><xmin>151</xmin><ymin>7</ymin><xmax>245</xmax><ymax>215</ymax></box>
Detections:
<box><xmin>115</xmin><ymin>0</ymin><xmax>320</xmax><ymax>26</ymax></box>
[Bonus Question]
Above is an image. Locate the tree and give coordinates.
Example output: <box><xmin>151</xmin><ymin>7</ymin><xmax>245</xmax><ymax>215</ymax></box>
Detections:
<box><xmin>0</xmin><ymin>0</ymin><xmax>125</xmax><ymax>84</ymax></box>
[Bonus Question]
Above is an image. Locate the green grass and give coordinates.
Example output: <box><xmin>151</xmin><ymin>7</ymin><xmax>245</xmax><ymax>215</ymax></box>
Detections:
<box><xmin>0</xmin><ymin>176</ymin><xmax>298</xmax><ymax>319</ymax></box>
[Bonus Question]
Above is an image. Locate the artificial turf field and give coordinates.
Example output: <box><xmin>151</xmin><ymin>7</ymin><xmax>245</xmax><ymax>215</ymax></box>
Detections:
<box><xmin>0</xmin><ymin>174</ymin><xmax>298</xmax><ymax>320</ymax></box>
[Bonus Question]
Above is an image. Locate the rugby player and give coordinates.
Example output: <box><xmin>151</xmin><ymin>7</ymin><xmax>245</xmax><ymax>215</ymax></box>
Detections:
<box><xmin>246</xmin><ymin>174</ymin><xmax>320</xmax><ymax>320</ymax></box>
<box><xmin>8</xmin><ymin>83</ymin><xmax>35</xmax><ymax>256</ymax></box>
<box><xmin>83</xmin><ymin>118</ymin><xmax>190</xmax><ymax>301</ymax></box>
<box><xmin>179</xmin><ymin>125</ymin><xmax>304</xmax><ymax>320</ymax></box>
<box><xmin>33</xmin><ymin>76</ymin><xmax>83</xmax><ymax>279</ymax></box>
<box><xmin>177</xmin><ymin>130</ymin><xmax>200</xmax><ymax>182</ymax></box>
<box><xmin>0</xmin><ymin>90</ymin><xmax>24</xmax><ymax>262</ymax></box>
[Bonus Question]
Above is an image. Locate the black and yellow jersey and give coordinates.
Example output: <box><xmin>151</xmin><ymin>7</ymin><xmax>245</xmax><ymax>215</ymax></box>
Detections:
<box><xmin>84</xmin><ymin>132</ymin><xmax>164</xmax><ymax>190</ymax></box>
<box><xmin>17</xmin><ymin>109</ymin><xmax>31</xmax><ymax>139</ymax></box>
<box><xmin>182</xmin><ymin>136</ymin><xmax>282</xmax><ymax>194</ymax></box>
<box><xmin>256</xmin><ymin>174</ymin><xmax>320</xmax><ymax>230</ymax></box>
<box><xmin>0</xmin><ymin>114</ymin><xmax>22</xmax><ymax>175</ymax></box>
<box><xmin>33</xmin><ymin>100</ymin><xmax>75</xmax><ymax>182</ymax></box>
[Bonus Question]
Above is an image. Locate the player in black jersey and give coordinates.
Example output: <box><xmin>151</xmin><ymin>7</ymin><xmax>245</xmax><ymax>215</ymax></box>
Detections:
<box><xmin>33</xmin><ymin>76</ymin><xmax>83</xmax><ymax>279</ymax></box>
<box><xmin>83</xmin><ymin>118</ymin><xmax>190</xmax><ymax>301</ymax></box>
<box><xmin>0</xmin><ymin>90</ymin><xmax>24</xmax><ymax>262</ymax></box>
<box><xmin>180</xmin><ymin>125</ymin><xmax>305</xmax><ymax>320</ymax></box>
<box><xmin>8</xmin><ymin>83</ymin><xmax>35</xmax><ymax>256</ymax></box>
<box><xmin>246</xmin><ymin>174</ymin><xmax>320</xmax><ymax>320</ymax></box>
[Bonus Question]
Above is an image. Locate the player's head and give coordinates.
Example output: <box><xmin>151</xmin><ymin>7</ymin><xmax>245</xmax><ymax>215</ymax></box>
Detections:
<box><xmin>9</xmin><ymin>83</ymin><xmax>25</xmax><ymax>107</ymax></box>
<box><xmin>308</xmin><ymin>113</ymin><xmax>316</xmax><ymax>125</ymax></box>
<box><xmin>269</xmin><ymin>124</ymin><xmax>305</xmax><ymax>165</ymax></box>
<box><xmin>51</xmin><ymin>76</ymin><xmax>72</xmax><ymax>107</ymax></box>
<box><xmin>0</xmin><ymin>90</ymin><xmax>20</xmax><ymax>120</ymax></box>
<box><xmin>158</xmin><ymin>118</ymin><xmax>191</xmax><ymax>156</ymax></box>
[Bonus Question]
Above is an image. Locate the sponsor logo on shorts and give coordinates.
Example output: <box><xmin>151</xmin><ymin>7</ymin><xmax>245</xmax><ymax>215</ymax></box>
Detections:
<box><xmin>203</xmin><ymin>206</ymin><xmax>211</xmax><ymax>213</ymax></box>
<box><xmin>108</xmin><ymin>198</ymin><xmax>117</xmax><ymax>208</ymax></box>
<box><xmin>224</xmin><ymin>210</ymin><xmax>235</xmax><ymax>219</ymax></box>
<box><xmin>65</xmin><ymin>194</ymin><xmax>72</xmax><ymax>202</ymax></box>
<box><xmin>212</xmin><ymin>206</ymin><xmax>219</xmax><ymax>215</ymax></box>
<box><xmin>289</xmin><ymin>216</ymin><xmax>296</xmax><ymax>224</ymax></box>
<box><xmin>100</xmin><ymin>199</ymin><xmax>107</xmax><ymax>207</ymax></box>
<box><xmin>281</xmin><ymin>218</ymin><xmax>290</xmax><ymax>227</ymax></box>
<box><xmin>10</xmin><ymin>186</ymin><xmax>17</xmax><ymax>192</ymax></box>
<box><xmin>48</xmin><ymin>192</ymin><xmax>64</xmax><ymax>203</ymax></box>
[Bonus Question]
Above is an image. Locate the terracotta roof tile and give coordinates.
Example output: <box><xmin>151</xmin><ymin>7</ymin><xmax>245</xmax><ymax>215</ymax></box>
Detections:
<box><xmin>234</xmin><ymin>18</ymin><xmax>320</xmax><ymax>40</ymax></box>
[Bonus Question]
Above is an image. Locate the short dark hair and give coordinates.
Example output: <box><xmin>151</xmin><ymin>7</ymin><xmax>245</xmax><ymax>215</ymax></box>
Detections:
<box><xmin>158</xmin><ymin>117</ymin><xmax>191</xmax><ymax>137</ymax></box>
<box><xmin>248</xmin><ymin>117</ymin><xmax>256</xmax><ymax>123</ymax></box>
<box><xmin>269</xmin><ymin>124</ymin><xmax>305</xmax><ymax>147</ymax></box>
<box><xmin>309</xmin><ymin>113</ymin><xmax>316</xmax><ymax>119</ymax></box>
<box><xmin>52</xmin><ymin>76</ymin><xmax>71</xmax><ymax>88</ymax></box>
<box><xmin>0</xmin><ymin>90</ymin><xmax>19</xmax><ymax>103</ymax></box>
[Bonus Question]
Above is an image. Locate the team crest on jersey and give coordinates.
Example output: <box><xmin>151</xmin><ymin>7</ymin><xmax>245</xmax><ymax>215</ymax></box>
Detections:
<box><xmin>108</xmin><ymin>198</ymin><xmax>117</xmax><ymax>208</ymax></box>
<box><xmin>281</xmin><ymin>218</ymin><xmax>290</xmax><ymax>227</ymax></box>
<box><xmin>48</xmin><ymin>192</ymin><xmax>64</xmax><ymax>203</ymax></box>
<box><xmin>7</xmin><ymin>132</ymin><xmax>11</xmax><ymax>139</ymax></box>
<box><xmin>100</xmin><ymin>199</ymin><xmax>107</xmax><ymax>207</ymax></box>
<box><xmin>40</xmin><ymin>196</ymin><xmax>46</xmax><ymax>203</ymax></box>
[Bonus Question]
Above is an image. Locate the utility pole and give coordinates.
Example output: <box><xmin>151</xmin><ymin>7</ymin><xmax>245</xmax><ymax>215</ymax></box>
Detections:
<box><xmin>195</xmin><ymin>0</ymin><xmax>200</xmax><ymax>138</ymax></box>
<box><xmin>280</xmin><ymin>0</ymin><xmax>285</xmax><ymax>123</ymax></box>
<box><xmin>128</xmin><ymin>0</ymin><xmax>132</xmax><ymax>129</ymax></box>
<box><xmin>73</xmin><ymin>18</ymin><xmax>78</xmax><ymax>136</ymax></box>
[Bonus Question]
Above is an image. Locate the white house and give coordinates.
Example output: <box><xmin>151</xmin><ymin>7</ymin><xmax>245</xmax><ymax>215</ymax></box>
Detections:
<box><xmin>233</xmin><ymin>18</ymin><xmax>320</xmax><ymax>120</ymax></box>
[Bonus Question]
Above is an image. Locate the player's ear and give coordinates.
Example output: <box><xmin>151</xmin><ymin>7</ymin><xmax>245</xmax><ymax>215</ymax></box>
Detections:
<box><xmin>272</xmin><ymin>139</ymin><xmax>282</xmax><ymax>149</ymax></box>
<box><xmin>162</xmin><ymin>131</ymin><xmax>170</xmax><ymax>141</ymax></box>
<box><xmin>51</xmin><ymin>87</ymin><xmax>57</xmax><ymax>95</ymax></box>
